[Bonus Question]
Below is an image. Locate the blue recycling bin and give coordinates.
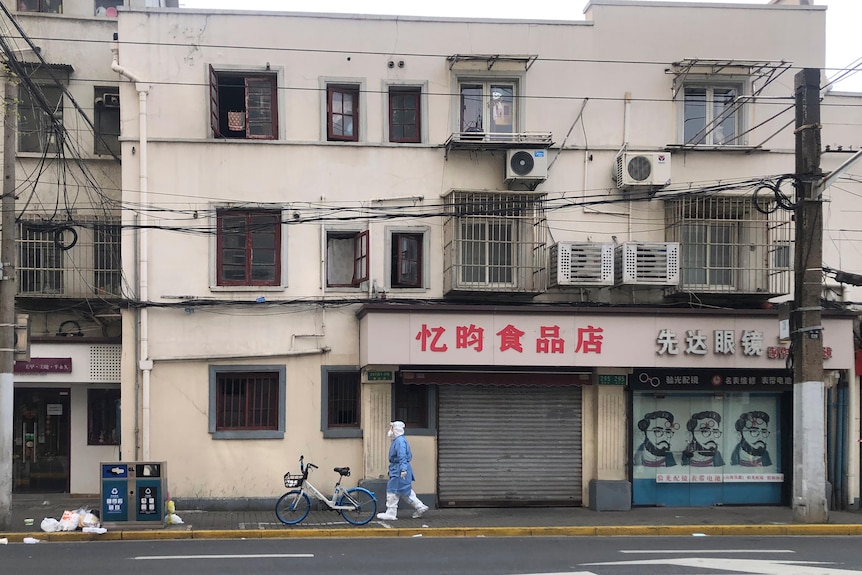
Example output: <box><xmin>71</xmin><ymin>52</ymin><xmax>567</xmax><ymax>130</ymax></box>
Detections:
<box><xmin>100</xmin><ymin>462</ymin><xmax>167</xmax><ymax>528</ymax></box>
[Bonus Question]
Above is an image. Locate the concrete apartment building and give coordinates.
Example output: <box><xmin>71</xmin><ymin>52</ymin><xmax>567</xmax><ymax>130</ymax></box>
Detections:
<box><xmin>11</xmin><ymin>0</ymin><xmax>860</xmax><ymax>512</ymax></box>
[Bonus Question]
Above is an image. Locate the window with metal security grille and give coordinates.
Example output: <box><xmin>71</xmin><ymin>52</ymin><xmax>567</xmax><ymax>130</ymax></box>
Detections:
<box><xmin>18</xmin><ymin>223</ymin><xmax>63</xmax><ymax>295</ymax></box>
<box><xmin>327</xmin><ymin>85</ymin><xmax>360</xmax><ymax>142</ymax></box>
<box><xmin>17</xmin><ymin>220</ymin><xmax>122</xmax><ymax>299</ymax></box>
<box><xmin>209</xmin><ymin>66</ymin><xmax>278</xmax><ymax>139</ymax></box>
<box><xmin>391</xmin><ymin>232</ymin><xmax>422</xmax><ymax>288</ymax></box>
<box><xmin>460</xmin><ymin>80</ymin><xmax>517</xmax><ymax>134</ymax></box>
<box><xmin>18</xmin><ymin>84</ymin><xmax>63</xmax><ymax>153</ymax></box>
<box><xmin>326</xmin><ymin>371</ymin><xmax>360</xmax><ymax>428</ymax></box>
<box><xmin>217</xmin><ymin>210</ymin><xmax>281</xmax><ymax>286</ymax></box>
<box><xmin>94</xmin><ymin>223</ymin><xmax>121</xmax><ymax>296</ymax></box>
<box><xmin>215</xmin><ymin>371</ymin><xmax>279</xmax><ymax>431</ymax></box>
<box><xmin>665</xmin><ymin>195</ymin><xmax>792</xmax><ymax>296</ymax></box>
<box><xmin>683</xmin><ymin>84</ymin><xmax>744</xmax><ymax>146</ymax></box>
<box><xmin>326</xmin><ymin>230</ymin><xmax>368</xmax><ymax>288</ymax></box>
<box><xmin>389</xmin><ymin>87</ymin><xmax>420</xmax><ymax>143</ymax></box>
<box><xmin>94</xmin><ymin>86</ymin><xmax>120</xmax><ymax>157</ymax></box>
<box><xmin>393</xmin><ymin>381</ymin><xmax>430</xmax><ymax>429</ymax></box>
<box><xmin>17</xmin><ymin>0</ymin><xmax>61</xmax><ymax>12</ymax></box>
<box><xmin>88</xmin><ymin>388</ymin><xmax>119</xmax><ymax>445</ymax></box>
<box><xmin>443</xmin><ymin>192</ymin><xmax>546</xmax><ymax>294</ymax></box>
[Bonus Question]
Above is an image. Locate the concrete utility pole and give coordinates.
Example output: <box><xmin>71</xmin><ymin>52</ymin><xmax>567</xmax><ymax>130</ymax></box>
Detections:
<box><xmin>0</xmin><ymin>80</ymin><xmax>17</xmax><ymax>529</ymax></box>
<box><xmin>791</xmin><ymin>68</ymin><xmax>828</xmax><ymax>524</ymax></box>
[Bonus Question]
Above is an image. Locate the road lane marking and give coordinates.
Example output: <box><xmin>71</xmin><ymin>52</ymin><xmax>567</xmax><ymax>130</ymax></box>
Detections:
<box><xmin>586</xmin><ymin>558</ymin><xmax>862</xmax><ymax>575</ymax></box>
<box><xmin>134</xmin><ymin>554</ymin><xmax>314</xmax><ymax>560</ymax></box>
<box><xmin>619</xmin><ymin>549</ymin><xmax>795</xmax><ymax>554</ymax></box>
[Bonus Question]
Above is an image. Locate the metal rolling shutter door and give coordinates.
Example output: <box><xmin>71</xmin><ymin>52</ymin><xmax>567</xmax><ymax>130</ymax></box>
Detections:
<box><xmin>437</xmin><ymin>384</ymin><xmax>582</xmax><ymax>506</ymax></box>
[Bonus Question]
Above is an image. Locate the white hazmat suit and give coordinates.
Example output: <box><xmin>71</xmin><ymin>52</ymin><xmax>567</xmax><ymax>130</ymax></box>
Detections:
<box><xmin>376</xmin><ymin>421</ymin><xmax>429</xmax><ymax>520</ymax></box>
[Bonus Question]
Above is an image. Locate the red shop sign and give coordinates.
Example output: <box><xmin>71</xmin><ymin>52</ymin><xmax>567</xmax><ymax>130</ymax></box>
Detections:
<box><xmin>14</xmin><ymin>358</ymin><xmax>73</xmax><ymax>373</ymax></box>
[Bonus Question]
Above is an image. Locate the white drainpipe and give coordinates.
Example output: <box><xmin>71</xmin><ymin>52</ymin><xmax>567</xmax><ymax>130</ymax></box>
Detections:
<box><xmin>112</xmin><ymin>41</ymin><xmax>153</xmax><ymax>460</ymax></box>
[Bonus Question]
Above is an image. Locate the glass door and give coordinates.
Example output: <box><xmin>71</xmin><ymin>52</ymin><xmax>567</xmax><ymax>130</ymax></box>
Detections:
<box><xmin>13</xmin><ymin>388</ymin><xmax>71</xmax><ymax>493</ymax></box>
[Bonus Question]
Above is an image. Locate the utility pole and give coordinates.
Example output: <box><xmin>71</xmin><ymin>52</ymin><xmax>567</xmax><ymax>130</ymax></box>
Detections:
<box><xmin>0</xmin><ymin>79</ymin><xmax>17</xmax><ymax>529</ymax></box>
<box><xmin>791</xmin><ymin>68</ymin><xmax>827</xmax><ymax>524</ymax></box>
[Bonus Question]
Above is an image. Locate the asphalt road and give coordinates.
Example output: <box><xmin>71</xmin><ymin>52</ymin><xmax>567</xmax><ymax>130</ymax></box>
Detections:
<box><xmin>3</xmin><ymin>536</ymin><xmax>862</xmax><ymax>575</ymax></box>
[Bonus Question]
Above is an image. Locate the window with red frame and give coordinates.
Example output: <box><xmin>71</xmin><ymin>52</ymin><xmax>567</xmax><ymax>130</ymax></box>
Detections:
<box><xmin>217</xmin><ymin>210</ymin><xmax>281</xmax><ymax>286</ymax></box>
<box><xmin>327</xmin><ymin>85</ymin><xmax>359</xmax><ymax>141</ymax></box>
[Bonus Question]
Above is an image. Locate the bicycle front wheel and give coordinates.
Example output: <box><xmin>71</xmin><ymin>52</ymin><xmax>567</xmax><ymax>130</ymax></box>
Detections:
<box><xmin>338</xmin><ymin>487</ymin><xmax>377</xmax><ymax>525</ymax></box>
<box><xmin>275</xmin><ymin>490</ymin><xmax>311</xmax><ymax>525</ymax></box>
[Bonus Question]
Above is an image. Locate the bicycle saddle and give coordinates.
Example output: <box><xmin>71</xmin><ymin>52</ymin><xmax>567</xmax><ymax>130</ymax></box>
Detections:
<box><xmin>334</xmin><ymin>467</ymin><xmax>351</xmax><ymax>476</ymax></box>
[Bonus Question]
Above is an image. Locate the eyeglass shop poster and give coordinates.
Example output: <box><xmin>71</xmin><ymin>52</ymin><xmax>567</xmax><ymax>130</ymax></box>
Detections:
<box><xmin>632</xmin><ymin>392</ymin><xmax>783</xmax><ymax>506</ymax></box>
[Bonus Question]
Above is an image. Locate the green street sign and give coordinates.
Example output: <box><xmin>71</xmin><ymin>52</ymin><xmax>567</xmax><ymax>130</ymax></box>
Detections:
<box><xmin>366</xmin><ymin>370</ymin><xmax>394</xmax><ymax>382</ymax></box>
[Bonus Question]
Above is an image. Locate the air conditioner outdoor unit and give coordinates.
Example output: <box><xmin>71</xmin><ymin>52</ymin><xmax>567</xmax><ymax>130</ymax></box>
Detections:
<box><xmin>506</xmin><ymin>149</ymin><xmax>548</xmax><ymax>181</ymax></box>
<box><xmin>103</xmin><ymin>93</ymin><xmax>120</xmax><ymax>108</ymax></box>
<box><xmin>614</xmin><ymin>152</ymin><xmax>671</xmax><ymax>190</ymax></box>
<box><xmin>614</xmin><ymin>241</ymin><xmax>680</xmax><ymax>286</ymax></box>
<box><xmin>549</xmin><ymin>242</ymin><xmax>614</xmax><ymax>287</ymax></box>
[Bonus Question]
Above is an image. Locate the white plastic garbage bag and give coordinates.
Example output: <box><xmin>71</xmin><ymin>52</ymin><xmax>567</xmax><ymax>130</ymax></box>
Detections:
<box><xmin>57</xmin><ymin>510</ymin><xmax>80</xmax><ymax>532</ymax></box>
<box><xmin>82</xmin><ymin>527</ymin><xmax>107</xmax><ymax>534</ymax></box>
<box><xmin>23</xmin><ymin>537</ymin><xmax>40</xmax><ymax>544</ymax></box>
<box><xmin>40</xmin><ymin>518</ymin><xmax>59</xmax><ymax>533</ymax></box>
<box><xmin>166</xmin><ymin>513</ymin><xmax>184</xmax><ymax>525</ymax></box>
<box><xmin>78</xmin><ymin>511</ymin><xmax>100</xmax><ymax>529</ymax></box>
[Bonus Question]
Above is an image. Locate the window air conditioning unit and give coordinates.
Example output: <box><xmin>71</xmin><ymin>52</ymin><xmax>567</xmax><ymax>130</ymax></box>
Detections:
<box><xmin>614</xmin><ymin>242</ymin><xmax>680</xmax><ymax>286</ymax></box>
<box><xmin>103</xmin><ymin>93</ymin><xmax>120</xmax><ymax>108</ymax></box>
<box><xmin>506</xmin><ymin>149</ymin><xmax>548</xmax><ymax>181</ymax></box>
<box><xmin>614</xmin><ymin>152</ymin><xmax>671</xmax><ymax>190</ymax></box>
<box><xmin>549</xmin><ymin>242</ymin><xmax>614</xmax><ymax>287</ymax></box>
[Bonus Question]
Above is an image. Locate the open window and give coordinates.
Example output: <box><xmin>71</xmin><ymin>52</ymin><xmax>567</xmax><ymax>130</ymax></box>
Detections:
<box><xmin>94</xmin><ymin>86</ymin><xmax>120</xmax><ymax>157</ymax></box>
<box><xmin>327</xmin><ymin>84</ymin><xmax>360</xmax><ymax>142</ymax></box>
<box><xmin>210</xmin><ymin>65</ymin><xmax>278</xmax><ymax>140</ymax></box>
<box><xmin>326</xmin><ymin>230</ymin><xmax>368</xmax><ymax>288</ymax></box>
<box><xmin>390</xmin><ymin>232</ymin><xmax>423</xmax><ymax>288</ymax></box>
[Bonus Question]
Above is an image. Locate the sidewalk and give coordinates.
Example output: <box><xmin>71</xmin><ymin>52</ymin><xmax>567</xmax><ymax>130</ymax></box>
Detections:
<box><xmin>4</xmin><ymin>494</ymin><xmax>862</xmax><ymax>541</ymax></box>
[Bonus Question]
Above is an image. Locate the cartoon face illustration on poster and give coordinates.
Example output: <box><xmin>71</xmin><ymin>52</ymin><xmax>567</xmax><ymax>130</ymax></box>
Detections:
<box><xmin>634</xmin><ymin>410</ymin><xmax>680</xmax><ymax>468</ymax></box>
<box><xmin>682</xmin><ymin>411</ymin><xmax>725</xmax><ymax>467</ymax></box>
<box><xmin>731</xmin><ymin>410</ymin><xmax>773</xmax><ymax>467</ymax></box>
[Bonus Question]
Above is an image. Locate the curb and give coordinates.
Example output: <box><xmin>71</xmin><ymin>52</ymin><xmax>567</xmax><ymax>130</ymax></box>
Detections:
<box><xmin>4</xmin><ymin>524</ymin><xmax>862</xmax><ymax>541</ymax></box>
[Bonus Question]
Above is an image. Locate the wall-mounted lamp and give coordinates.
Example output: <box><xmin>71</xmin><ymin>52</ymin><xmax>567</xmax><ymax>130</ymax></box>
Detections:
<box><xmin>56</xmin><ymin>320</ymin><xmax>84</xmax><ymax>337</ymax></box>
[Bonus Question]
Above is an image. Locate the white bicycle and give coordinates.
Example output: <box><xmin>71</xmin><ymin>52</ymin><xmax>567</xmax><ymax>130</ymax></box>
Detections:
<box><xmin>275</xmin><ymin>455</ymin><xmax>378</xmax><ymax>525</ymax></box>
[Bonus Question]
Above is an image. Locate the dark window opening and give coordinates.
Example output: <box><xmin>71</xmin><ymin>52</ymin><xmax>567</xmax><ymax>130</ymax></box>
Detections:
<box><xmin>210</xmin><ymin>66</ymin><xmax>278</xmax><ymax>140</ymax></box>
<box><xmin>389</xmin><ymin>87</ymin><xmax>420</xmax><ymax>143</ymax></box>
<box><xmin>94</xmin><ymin>223</ymin><xmax>121</xmax><ymax>296</ymax></box>
<box><xmin>327</xmin><ymin>371</ymin><xmax>360</xmax><ymax>427</ymax></box>
<box><xmin>94</xmin><ymin>86</ymin><xmax>120</xmax><ymax>157</ymax></box>
<box><xmin>391</xmin><ymin>232</ymin><xmax>422</xmax><ymax>288</ymax></box>
<box><xmin>215</xmin><ymin>371</ymin><xmax>279</xmax><ymax>431</ymax></box>
<box><xmin>18</xmin><ymin>0</ymin><xmax>62</xmax><ymax>13</ymax></box>
<box><xmin>19</xmin><ymin>84</ymin><xmax>63</xmax><ymax>153</ymax></box>
<box><xmin>393</xmin><ymin>382</ymin><xmax>429</xmax><ymax>429</ymax></box>
<box><xmin>88</xmin><ymin>388</ymin><xmax>120</xmax><ymax>445</ymax></box>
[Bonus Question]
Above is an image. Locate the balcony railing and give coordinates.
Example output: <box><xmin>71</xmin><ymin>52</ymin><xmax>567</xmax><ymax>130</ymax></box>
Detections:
<box><xmin>17</xmin><ymin>219</ymin><xmax>122</xmax><ymax>299</ymax></box>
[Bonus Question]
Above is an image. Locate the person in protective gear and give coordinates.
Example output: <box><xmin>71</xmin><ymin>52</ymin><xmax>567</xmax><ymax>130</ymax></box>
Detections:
<box><xmin>376</xmin><ymin>421</ymin><xmax>429</xmax><ymax>521</ymax></box>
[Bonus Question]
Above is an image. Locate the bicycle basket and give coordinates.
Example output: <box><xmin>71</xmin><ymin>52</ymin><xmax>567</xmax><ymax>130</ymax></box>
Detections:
<box><xmin>283</xmin><ymin>473</ymin><xmax>304</xmax><ymax>488</ymax></box>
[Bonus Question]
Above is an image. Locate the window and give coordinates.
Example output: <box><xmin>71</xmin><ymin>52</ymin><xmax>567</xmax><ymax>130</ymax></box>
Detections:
<box><xmin>18</xmin><ymin>222</ymin><xmax>63</xmax><ymax>295</ymax></box>
<box><xmin>88</xmin><ymin>388</ymin><xmax>120</xmax><ymax>445</ymax></box>
<box><xmin>393</xmin><ymin>381</ymin><xmax>432</xmax><ymax>430</ymax></box>
<box><xmin>210</xmin><ymin>66</ymin><xmax>278</xmax><ymax>139</ymax></box>
<box><xmin>321</xmin><ymin>367</ymin><xmax>361</xmax><ymax>438</ymax></box>
<box><xmin>389</xmin><ymin>87</ymin><xmax>420</xmax><ymax>143</ymax></box>
<box><xmin>665</xmin><ymin>195</ymin><xmax>792</xmax><ymax>296</ymax></box>
<box><xmin>327</xmin><ymin>84</ymin><xmax>359</xmax><ymax>141</ymax></box>
<box><xmin>209</xmin><ymin>365</ymin><xmax>286</xmax><ymax>439</ymax></box>
<box><xmin>94</xmin><ymin>0</ymin><xmax>122</xmax><ymax>17</ymax></box>
<box><xmin>94</xmin><ymin>87</ymin><xmax>120</xmax><ymax>157</ymax></box>
<box><xmin>390</xmin><ymin>232</ymin><xmax>423</xmax><ymax>288</ymax></box>
<box><xmin>683</xmin><ymin>85</ymin><xmax>743</xmax><ymax>146</ymax></box>
<box><xmin>460</xmin><ymin>80</ymin><xmax>516</xmax><ymax>134</ymax></box>
<box><xmin>17</xmin><ymin>0</ymin><xmax>61</xmax><ymax>13</ymax></box>
<box><xmin>442</xmin><ymin>192</ymin><xmax>545</xmax><ymax>294</ymax></box>
<box><xmin>326</xmin><ymin>230</ymin><xmax>368</xmax><ymax>288</ymax></box>
<box><xmin>217</xmin><ymin>210</ymin><xmax>281</xmax><ymax>287</ymax></box>
<box><xmin>94</xmin><ymin>223</ymin><xmax>121</xmax><ymax>296</ymax></box>
<box><xmin>18</xmin><ymin>83</ymin><xmax>63</xmax><ymax>153</ymax></box>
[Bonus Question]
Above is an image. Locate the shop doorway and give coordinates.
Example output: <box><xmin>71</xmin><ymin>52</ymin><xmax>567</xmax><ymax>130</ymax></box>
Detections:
<box><xmin>13</xmin><ymin>388</ymin><xmax>71</xmax><ymax>493</ymax></box>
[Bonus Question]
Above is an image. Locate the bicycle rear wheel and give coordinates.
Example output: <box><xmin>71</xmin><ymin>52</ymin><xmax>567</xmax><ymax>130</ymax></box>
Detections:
<box><xmin>275</xmin><ymin>490</ymin><xmax>311</xmax><ymax>525</ymax></box>
<box><xmin>338</xmin><ymin>487</ymin><xmax>377</xmax><ymax>525</ymax></box>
